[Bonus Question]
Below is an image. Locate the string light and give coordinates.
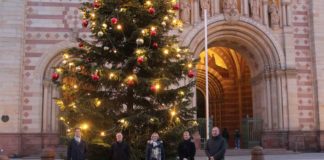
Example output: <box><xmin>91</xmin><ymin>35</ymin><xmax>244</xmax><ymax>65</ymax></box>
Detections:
<box><xmin>63</xmin><ymin>53</ymin><xmax>69</xmax><ymax>59</ymax></box>
<box><xmin>163</xmin><ymin>49</ymin><xmax>169</xmax><ymax>55</ymax></box>
<box><xmin>73</xmin><ymin>84</ymin><xmax>78</xmax><ymax>89</ymax></box>
<box><xmin>109</xmin><ymin>73</ymin><xmax>115</xmax><ymax>79</ymax></box>
<box><xmin>56</xmin><ymin>68</ymin><xmax>63</xmax><ymax>73</ymax></box>
<box><xmin>100</xmin><ymin>131</ymin><xmax>106</xmax><ymax>137</ymax></box>
<box><xmin>117</xmin><ymin>24</ymin><xmax>122</xmax><ymax>30</ymax></box>
<box><xmin>145</xmin><ymin>1</ymin><xmax>152</xmax><ymax>6</ymax></box>
<box><xmin>188</xmin><ymin>63</ymin><xmax>193</xmax><ymax>68</ymax></box>
<box><xmin>170</xmin><ymin>110</ymin><xmax>176</xmax><ymax>117</ymax></box>
<box><xmin>90</xmin><ymin>13</ymin><xmax>96</xmax><ymax>18</ymax></box>
<box><xmin>60</xmin><ymin>117</ymin><xmax>65</xmax><ymax>121</ymax></box>
<box><xmin>95</xmin><ymin>98</ymin><xmax>101</xmax><ymax>107</ymax></box>
<box><xmin>81</xmin><ymin>123</ymin><xmax>89</xmax><ymax>130</ymax></box>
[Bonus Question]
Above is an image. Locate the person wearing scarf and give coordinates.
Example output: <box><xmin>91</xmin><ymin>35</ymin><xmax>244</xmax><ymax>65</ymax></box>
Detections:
<box><xmin>145</xmin><ymin>132</ymin><xmax>165</xmax><ymax>160</ymax></box>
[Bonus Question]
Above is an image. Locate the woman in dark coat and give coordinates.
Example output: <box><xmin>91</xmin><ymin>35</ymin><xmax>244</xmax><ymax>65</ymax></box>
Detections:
<box><xmin>178</xmin><ymin>131</ymin><xmax>196</xmax><ymax>160</ymax></box>
<box><xmin>145</xmin><ymin>132</ymin><xmax>165</xmax><ymax>160</ymax></box>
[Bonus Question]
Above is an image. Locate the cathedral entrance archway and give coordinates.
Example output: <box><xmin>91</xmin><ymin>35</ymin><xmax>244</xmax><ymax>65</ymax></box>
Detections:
<box><xmin>182</xmin><ymin>16</ymin><xmax>288</xmax><ymax>149</ymax></box>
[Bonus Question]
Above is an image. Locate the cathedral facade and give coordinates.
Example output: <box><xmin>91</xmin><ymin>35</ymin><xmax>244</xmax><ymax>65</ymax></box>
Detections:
<box><xmin>1</xmin><ymin>0</ymin><xmax>324</xmax><ymax>156</ymax></box>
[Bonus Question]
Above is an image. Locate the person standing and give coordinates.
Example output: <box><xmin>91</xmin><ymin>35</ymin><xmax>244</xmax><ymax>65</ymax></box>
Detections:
<box><xmin>178</xmin><ymin>131</ymin><xmax>196</xmax><ymax>160</ymax></box>
<box><xmin>145</xmin><ymin>132</ymin><xmax>165</xmax><ymax>160</ymax></box>
<box><xmin>222</xmin><ymin>128</ymin><xmax>229</xmax><ymax>148</ymax></box>
<box><xmin>234</xmin><ymin>129</ymin><xmax>241</xmax><ymax>149</ymax></box>
<box><xmin>67</xmin><ymin>127</ymin><xmax>87</xmax><ymax>160</ymax></box>
<box><xmin>205</xmin><ymin>127</ymin><xmax>226</xmax><ymax>160</ymax></box>
<box><xmin>110</xmin><ymin>132</ymin><xmax>130</xmax><ymax>160</ymax></box>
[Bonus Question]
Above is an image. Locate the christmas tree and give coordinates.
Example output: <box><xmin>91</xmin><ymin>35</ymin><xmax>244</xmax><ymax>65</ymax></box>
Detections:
<box><xmin>53</xmin><ymin>0</ymin><xmax>197</xmax><ymax>158</ymax></box>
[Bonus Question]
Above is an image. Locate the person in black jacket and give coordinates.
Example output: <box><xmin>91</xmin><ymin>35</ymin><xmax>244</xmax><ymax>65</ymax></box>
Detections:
<box><xmin>205</xmin><ymin>127</ymin><xmax>226</xmax><ymax>160</ymax></box>
<box><xmin>145</xmin><ymin>132</ymin><xmax>165</xmax><ymax>160</ymax></box>
<box><xmin>177</xmin><ymin>131</ymin><xmax>196</xmax><ymax>160</ymax></box>
<box><xmin>67</xmin><ymin>128</ymin><xmax>87</xmax><ymax>160</ymax></box>
<box><xmin>110</xmin><ymin>132</ymin><xmax>130</xmax><ymax>160</ymax></box>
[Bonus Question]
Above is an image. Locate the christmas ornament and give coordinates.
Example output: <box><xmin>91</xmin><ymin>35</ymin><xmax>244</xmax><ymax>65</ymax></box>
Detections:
<box><xmin>91</xmin><ymin>73</ymin><xmax>100</xmax><ymax>81</ymax></box>
<box><xmin>172</xmin><ymin>3</ymin><xmax>180</xmax><ymax>10</ymax></box>
<box><xmin>161</xmin><ymin>21</ymin><xmax>166</xmax><ymax>27</ymax></box>
<box><xmin>152</xmin><ymin>42</ymin><xmax>158</xmax><ymax>49</ymax></box>
<box><xmin>150</xmin><ymin>84</ymin><xmax>160</xmax><ymax>92</ymax></box>
<box><xmin>127</xmin><ymin>78</ymin><xmax>135</xmax><ymax>86</ymax></box>
<box><xmin>51</xmin><ymin>72</ymin><xmax>59</xmax><ymax>81</ymax></box>
<box><xmin>82</xmin><ymin>19</ymin><xmax>89</xmax><ymax>28</ymax></box>
<box><xmin>79</xmin><ymin>42</ymin><xmax>84</xmax><ymax>48</ymax></box>
<box><xmin>137</xmin><ymin>56</ymin><xmax>144</xmax><ymax>64</ymax></box>
<box><xmin>136</xmin><ymin>38</ymin><xmax>144</xmax><ymax>45</ymax></box>
<box><xmin>150</xmin><ymin>30</ymin><xmax>157</xmax><ymax>36</ymax></box>
<box><xmin>93</xmin><ymin>1</ymin><xmax>100</xmax><ymax>8</ymax></box>
<box><xmin>111</xmin><ymin>17</ymin><xmax>118</xmax><ymax>24</ymax></box>
<box><xmin>98</xmin><ymin>31</ymin><xmax>104</xmax><ymax>37</ymax></box>
<box><xmin>103</xmin><ymin>46</ymin><xmax>109</xmax><ymax>50</ymax></box>
<box><xmin>188</xmin><ymin>70</ymin><xmax>194</xmax><ymax>78</ymax></box>
<box><xmin>148</xmin><ymin>7</ymin><xmax>155</xmax><ymax>14</ymax></box>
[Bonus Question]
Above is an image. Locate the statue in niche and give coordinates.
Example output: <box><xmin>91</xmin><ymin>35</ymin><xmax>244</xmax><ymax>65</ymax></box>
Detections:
<box><xmin>269</xmin><ymin>2</ymin><xmax>280</xmax><ymax>29</ymax></box>
<box><xmin>180</xmin><ymin>0</ymin><xmax>191</xmax><ymax>24</ymax></box>
<box><xmin>223</xmin><ymin>0</ymin><xmax>239</xmax><ymax>23</ymax></box>
<box><xmin>249</xmin><ymin>0</ymin><xmax>261</xmax><ymax>20</ymax></box>
<box><xmin>200</xmin><ymin>0</ymin><xmax>211</xmax><ymax>18</ymax></box>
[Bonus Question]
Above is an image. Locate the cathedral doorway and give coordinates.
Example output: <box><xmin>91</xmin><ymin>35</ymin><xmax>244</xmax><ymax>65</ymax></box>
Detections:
<box><xmin>196</xmin><ymin>47</ymin><xmax>253</xmax><ymax>147</ymax></box>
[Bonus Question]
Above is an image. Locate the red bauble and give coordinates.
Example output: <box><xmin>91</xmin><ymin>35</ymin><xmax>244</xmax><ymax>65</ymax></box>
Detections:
<box><xmin>137</xmin><ymin>56</ymin><xmax>144</xmax><ymax>64</ymax></box>
<box><xmin>127</xmin><ymin>80</ymin><xmax>135</xmax><ymax>86</ymax></box>
<box><xmin>79</xmin><ymin>42</ymin><xmax>84</xmax><ymax>48</ymax></box>
<box><xmin>148</xmin><ymin>7</ymin><xmax>155</xmax><ymax>14</ymax></box>
<box><xmin>51</xmin><ymin>73</ymin><xmax>59</xmax><ymax>81</ymax></box>
<box><xmin>152</xmin><ymin>42</ymin><xmax>158</xmax><ymax>49</ymax></box>
<box><xmin>150</xmin><ymin>85</ymin><xmax>157</xmax><ymax>92</ymax></box>
<box><xmin>172</xmin><ymin>3</ymin><xmax>180</xmax><ymax>10</ymax></box>
<box><xmin>150</xmin><ymin>30</ymin><xmax>157</xmax><ymax>36</ymax></box>
<box><xmin>91</xmin><ymin>73</ymin><xmax>100</xmax><ymax>81</ymax></box>
<box><xmin>188</xmin><ymin>70</ymin><xmax>195</xmax><ymax>78</ymax></box>
<box><xmin>82</xmin><ymin>19</ymin><xmax>89</xmax><ymax>28</ymax></box>
<box><xmin>93</xmin><ymin>1</ymin><xmax>100</xmax><ymax>8</ymax></box>
<box><xmin>111</xmin><ymin>17</ymin><xmax>118</xmax><ymax>25</ymax></box>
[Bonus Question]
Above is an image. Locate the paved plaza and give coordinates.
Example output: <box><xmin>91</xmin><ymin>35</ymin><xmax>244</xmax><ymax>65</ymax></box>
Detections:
<box><xmin>196</xmin><ymin>153</ymin><xmax>324</xmax><ymax>160</ymax></box>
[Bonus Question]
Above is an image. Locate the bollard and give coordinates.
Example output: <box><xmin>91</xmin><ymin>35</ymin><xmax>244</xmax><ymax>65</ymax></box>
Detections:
<box><xmin>0</xmin><ymin>155</ymin><xmax>9</xmax><ymax>160</ymax></box>
<box><xmin>41</xmin><ymin>148</ymin><xmax>55</xmax><ymax>160</ymax></box>
<box><xmin>251</xmin><ymin>146</ymin><xmax>264</xmax><ymax>160</ymax></box>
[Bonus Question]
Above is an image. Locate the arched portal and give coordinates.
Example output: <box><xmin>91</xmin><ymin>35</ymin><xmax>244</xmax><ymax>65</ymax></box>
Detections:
<box><xmin>182</xmin><ymin>16</ymin><xmax>288</xmax><ymax>148</ymax></box>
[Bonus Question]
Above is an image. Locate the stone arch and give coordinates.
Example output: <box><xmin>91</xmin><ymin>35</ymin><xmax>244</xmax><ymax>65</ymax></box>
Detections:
<box><xmin>181</xmin><ymin>15</ymin><xmax>288</xmax><ymax>132</ymax></box>
<box><xmin>37</xmin><ymin>41</ymin><xmax>77</xmax><ymax>133</ymax></box>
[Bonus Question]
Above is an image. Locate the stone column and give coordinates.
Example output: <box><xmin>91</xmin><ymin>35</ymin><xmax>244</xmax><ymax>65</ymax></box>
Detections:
<box><xmin>243</xmin><ymin>0</ymin><xmax>249</xmax><ymax>16</ymax></box>
<box><xmin>286</xmin><ymin>2</ymin><xmax>292</xmax><ymax>26</ymax></box>
<box><xmin>193</xmin><ymin>0</ymin><xmax>201</xmax><ymax>23</ymax></box>
<box><xmin>281</xmin><ymin>2</ymin><xmax>287</xmax><ymax>26</ymax></box>
<box><xmin>262</xmin><ymin>0</ymin><xmax>269</xmax><ymax>27</ymax></box>
<box><xmin>213</xmin><ymin>0</ymin><xmax>220</xmax><ymax>15</ymax></box>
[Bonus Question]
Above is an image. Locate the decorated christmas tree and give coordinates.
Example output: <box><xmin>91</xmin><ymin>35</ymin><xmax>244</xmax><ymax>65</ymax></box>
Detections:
<box><xmin>53</xmin><ymin>0</ymin><xmax>197</xmax><ymax>158</ymax></box>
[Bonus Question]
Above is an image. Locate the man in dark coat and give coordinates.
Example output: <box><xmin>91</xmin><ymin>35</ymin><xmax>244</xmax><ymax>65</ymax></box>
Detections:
<box><xmin>205</xmin><ymin>127</ymin><xmax>226</xmax><ymax>160</ymax></box>
<box><xmin>178</xmin><ymin>131</ymin><xmax>196</xmax><ymax>160</ymax></box>
<box><xmin>110</xmin><ymin>132</ymin><xmax>130</xmax><ymax>160</ymax></box>
<box><xmin>67</xmin><ymin>128</ymin><xmax>87</xmax><ymax>160</ymax></box>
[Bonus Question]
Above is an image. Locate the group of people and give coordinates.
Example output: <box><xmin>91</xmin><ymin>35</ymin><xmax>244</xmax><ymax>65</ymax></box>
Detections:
<box><xmin>67</xmin><ymin>127</ymin><xmax>230</xmax><ymax>160</ymax></box>
<box><xmin>221</xmin><ymin>128</ymin><xmax>241</xmax><ymax>150</ymax></box>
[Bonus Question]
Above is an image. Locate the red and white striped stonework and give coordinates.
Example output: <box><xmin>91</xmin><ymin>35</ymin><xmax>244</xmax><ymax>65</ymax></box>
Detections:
<box><xmin>23</xmin><ymin>0</ymin><xmax>90</xmax><ymax>132</ymax></box>
<box><xmin>292</xmin><ymin>0</ymin><xmax>316</xmax><ymax>131</ymax></box>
